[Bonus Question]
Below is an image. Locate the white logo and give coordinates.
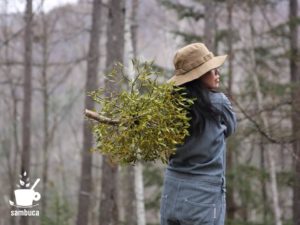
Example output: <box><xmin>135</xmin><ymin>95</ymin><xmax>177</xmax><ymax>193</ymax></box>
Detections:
<box><xmin>9</xmin><ymin>171</ymin><xmax>40</xmax><ymax>216</ymax></box>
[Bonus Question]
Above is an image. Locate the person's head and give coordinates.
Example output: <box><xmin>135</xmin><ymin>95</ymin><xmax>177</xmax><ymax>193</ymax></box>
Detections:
<box><xmin>169</xmin><ymin>43</ymin><xmax>227</xmax><ymax>136</ymax></box>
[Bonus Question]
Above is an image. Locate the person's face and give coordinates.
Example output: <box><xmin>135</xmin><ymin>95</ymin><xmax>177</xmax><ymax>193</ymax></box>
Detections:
<box><xmin>200</xmin><ymin>68</ymin><xmax>220</xmax><ymax>89</ymax></box>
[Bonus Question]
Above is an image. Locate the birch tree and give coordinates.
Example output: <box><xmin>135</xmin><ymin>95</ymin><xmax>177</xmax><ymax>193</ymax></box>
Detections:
<box><xmin>122</xmin><ymin>0</ymin><xmax>138</xmax><ymax>223</ymax></box>
<box><xmin>124</xmin><ymin>1</ymin><xmax>146</xmax><ymax>224</ymax></box>
<box><xmin>134</xmin><ymin>163</ymin><xmax>146</xmax><ymax>225</ymax></box>
<box><xmin>248</xmin><ymin>4</ymin><xmax>282</xmax><ymax>225</ymax></box>
<box><xmin>132</xmin><ymin>2</ymin><xmax>146</xmax><ymax>223</ymax></box>
<box><xmin>76</xmin><ymin>0</ymin><xmax>102</xmax><ymax>224</ymax></box>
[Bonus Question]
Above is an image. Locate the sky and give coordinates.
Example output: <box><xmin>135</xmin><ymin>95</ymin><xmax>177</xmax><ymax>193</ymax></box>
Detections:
<box><xmin>2</xmin><ymin>0</ymin><xmax>78</xmax><ymax>13</ymax></box>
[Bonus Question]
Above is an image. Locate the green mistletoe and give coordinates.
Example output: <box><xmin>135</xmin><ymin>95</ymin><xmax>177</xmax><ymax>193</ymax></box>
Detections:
<box><xmin>85</xmin><ymin>60</ymin><xmax>193</xmax><ymax>165</ymax></box>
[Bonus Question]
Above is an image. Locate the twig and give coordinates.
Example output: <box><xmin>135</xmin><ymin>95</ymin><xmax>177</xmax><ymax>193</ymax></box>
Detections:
<box><xmin>231</xmin><ymin>97</ymin><xmax>292</xmax><ymax>144</ymax></box>
<box><xmin>85</xmin><ymin>109</ymin><xmax>120</xmax><ymax>125</ymax></box>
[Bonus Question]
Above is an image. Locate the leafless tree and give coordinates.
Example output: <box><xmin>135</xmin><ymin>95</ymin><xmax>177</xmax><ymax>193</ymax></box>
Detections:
<box><xmin>1</xmin><ymin>2</ymin><xmax>22</xmax><ymax>225</ymax></box>
<box><xmin>289</xmin><ymin>0</ymin><xmax>300</xmax><ymax>224</ymax></box>
<box><xmin>204</xmin><ymin>0</ymin><xmax>217</xmax><ymax>52</ymax></box>
<box><xmin>121</xmin><ymin>0</ymin><xmax>141</xmax><ymax>224</ymax></box>
<box><xmin>225</xmin><ymin>0</ymin><xmax>237</xmax><ymax>219</ymax></box>
<box><xmin>76</xmin><ymin>0</ymin><xmax>102</xmax><ymax>224</ymax></box>
<box><xmin>20</xmin><ymin>1</ymin><xmax>33</xmax><ymax>224</ymax></box>
<box><xmin>99</xmin><ymin>0</ymin><xmax>125</xmax><ymax>224</ymax></box>
<box><xmin>248</xmin><ymin>4</ymin><xmax>282</xmax><ymax>225</ymax></box>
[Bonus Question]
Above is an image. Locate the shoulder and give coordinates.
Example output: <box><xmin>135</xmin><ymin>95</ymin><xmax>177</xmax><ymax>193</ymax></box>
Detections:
<box><xmin>209</xmin><ymin>92</ymin><xmax>234</xmax><ymax>111</ymax></box>
<box><xmin>209</xmin><ymin>91</ymin><xmax>227</xmax><ymax>104</ymax></box>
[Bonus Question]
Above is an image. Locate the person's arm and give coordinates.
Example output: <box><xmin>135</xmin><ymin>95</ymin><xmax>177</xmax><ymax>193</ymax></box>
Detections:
<box><xmin>221</xmin><ymin>94</ymin><xmax>237</xmax><ymax>138</ymax></box>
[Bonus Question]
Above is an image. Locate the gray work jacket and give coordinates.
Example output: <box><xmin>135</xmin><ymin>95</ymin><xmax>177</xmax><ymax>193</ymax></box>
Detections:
<box><xmin>167</xmin><ymin>92</ymin><xmax>237</xmax><ymax>177</ymax></box>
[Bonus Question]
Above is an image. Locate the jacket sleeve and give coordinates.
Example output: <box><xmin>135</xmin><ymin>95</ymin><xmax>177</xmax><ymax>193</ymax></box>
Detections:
<box><xmin>221</xmin><ymin>94</ymin><xmax>237</xmax><ymax>138</ymax></box>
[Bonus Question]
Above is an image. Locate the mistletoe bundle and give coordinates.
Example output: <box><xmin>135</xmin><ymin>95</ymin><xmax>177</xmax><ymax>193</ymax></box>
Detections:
<box><xmin>86</xmin><ymin>61</ymin><xmax>193</xmax><ymax>165</ymax></box>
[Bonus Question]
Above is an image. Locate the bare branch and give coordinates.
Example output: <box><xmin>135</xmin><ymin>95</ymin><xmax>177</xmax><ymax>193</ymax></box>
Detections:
<box><xmin>84</xmin><ymin>109</ymin><xmax>119</xmax><ymax>125</ymax></box>
<box><xmin>231</xmin><ymin>97</ymin><xmax>292</xmax><ymax>144</ymax></box>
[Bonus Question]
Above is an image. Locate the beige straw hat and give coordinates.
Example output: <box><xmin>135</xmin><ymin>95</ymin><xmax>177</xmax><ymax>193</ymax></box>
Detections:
<box><xmin>168</xmin><ymin>43</ymin><xmax>227</xmax><ymax>86</ymax></box>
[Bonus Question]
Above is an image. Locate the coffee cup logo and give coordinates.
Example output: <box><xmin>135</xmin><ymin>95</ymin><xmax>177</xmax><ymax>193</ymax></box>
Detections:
<box><xmin>9</xmin><ymin>171</ymin><xmax>41</xmax><ymax>208</ymax></box>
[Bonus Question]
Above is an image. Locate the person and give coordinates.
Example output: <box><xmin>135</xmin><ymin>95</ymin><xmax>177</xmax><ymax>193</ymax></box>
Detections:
<box><xmin>160</xmin><ymin>43</ymin><xmax>237</xmax><ymax>225</ymax></box>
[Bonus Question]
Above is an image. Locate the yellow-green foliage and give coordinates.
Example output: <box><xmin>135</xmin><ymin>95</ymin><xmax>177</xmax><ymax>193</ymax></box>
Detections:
<box><xmin>89</xmin><ymin>61</ymin><xmax>193</xmax><ymax>165</ymax></box>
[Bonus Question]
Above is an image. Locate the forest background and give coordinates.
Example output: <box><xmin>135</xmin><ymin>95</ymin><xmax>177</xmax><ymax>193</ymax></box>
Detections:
<box><xmin>0</xmin><ymin>0</ymin><xmax>300</xmax><ymax>225</ymax></box>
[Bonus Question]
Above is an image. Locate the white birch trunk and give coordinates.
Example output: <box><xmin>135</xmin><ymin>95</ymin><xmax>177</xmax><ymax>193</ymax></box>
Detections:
<box><xmin>248</xmin><ymin>8</ymin><xmax>282</xmax><ymax>225</ymax></box>
<box><xmin>135</xmin><ymin>162</ymin><xmax>146</xmax><ymax>225</ymax></box>
<box><xmin>124</xmin><ymin>1</ymin><xmax>146</xmax><ymax>224</ymax></box>
<box><xmin>124</xmin><ymin>0</ymin><xmax>133</xmax><ymax>70</ymax></box>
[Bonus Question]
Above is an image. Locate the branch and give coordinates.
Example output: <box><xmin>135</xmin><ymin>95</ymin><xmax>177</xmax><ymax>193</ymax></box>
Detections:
<box><xmin>85</xmin><ymin>109</ymin><xmax>120</xmax><ymax>125</ymax></box>
<box><xmin>231</xmin><ymin>97</ymin><xmax>291</xmax><ymax>144</ymax></box>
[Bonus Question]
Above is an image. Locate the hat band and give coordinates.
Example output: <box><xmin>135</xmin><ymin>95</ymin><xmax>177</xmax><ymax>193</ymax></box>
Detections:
<box><xmin>175</xmin><ymin>52</ymin><xmax>214</xmax><ymax>75</ymax></box>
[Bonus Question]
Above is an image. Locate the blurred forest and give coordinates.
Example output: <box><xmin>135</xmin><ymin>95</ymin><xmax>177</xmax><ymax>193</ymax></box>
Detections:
<box><xmin>0</xmin><ymin>0</ymin><xmax>300</xmax><ymax>225</ymax></box>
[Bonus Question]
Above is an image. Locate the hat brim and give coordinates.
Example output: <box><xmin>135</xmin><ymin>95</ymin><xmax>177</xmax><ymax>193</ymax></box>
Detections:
<box><xmin>167</xmin><ymin>55</ymin><xmax>227</xmax><ymax>86</ymax></box>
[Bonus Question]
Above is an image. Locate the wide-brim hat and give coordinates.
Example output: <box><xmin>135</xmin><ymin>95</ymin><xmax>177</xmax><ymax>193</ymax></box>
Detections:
<box><xmin>168</xmin><ymin>43</ymin><xmax>227</xmax><ymax>86</ymax></box>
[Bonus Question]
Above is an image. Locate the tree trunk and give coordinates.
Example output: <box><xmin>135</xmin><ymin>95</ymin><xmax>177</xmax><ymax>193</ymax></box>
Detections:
<box><xmin>3</xmin><ymin>1</ymin><xmax>19</xmax><ymax>224</ymax></box>
<box><xmin>132</xmin><ymin>23</ymin><xmax>146</xmax><ymax>225</ymax></box>
<box><xmin>20</xmin><ymin>1</ymin><xmax>33</xmax><ymax>224</ymax></box>
<box><xmin>130</xmin><ymin>0</ymin><xmax>139</xmax><ymax>58</ymax></box>
<box><xmin>21</xmin><ymin>0</ymin><xmax>33</xmax><ymax>180</ymax></box>
<box><xmin>260</xmin><ymin>135</ymin><xmax>268</xmax><ymax>223</ymax></box>
<box><xmin>41</xmin><ymin>5</ymin><xmax>50</xmax><ymax>217</ymax></box>
<box><xmin>122</xmin><ymin>0</ymin><xmax>138</xmax><ymax>223</ymax></box>
<box><xmin>289</xmin><ymin>0</ymin><xmax>300</xmax><ymax>224</ymax></box>
<box><xmin>248</xmin><ymin>6</ymin><xmax>282</xmax><ymax>225</ymax></box>
<box><xmin>203</xmin><ymin>0</ymin><xmax>217</xmax><ymax>52</ymax></box>
<box><xmin>76</xmin><ymin>0</ymin><xmax>102</xmax><ymax>224</ymax></box>
<box><xmin>135</xmin><ymin>163</ymin><xmax>146</xmax><ymax>225</ymax></box>
<box><xmin>99</xmin><ymin>0</ymin><xmax>125</xmax><ymax>224</ymax></box>
<box><xmin>121</xmin><ymin>166</ymin><xmax>136</xmax><ymax>225</ymax></box>
<box><xmin>225</xmin><ymin>0</ymin><xmax>237</xmax><ymax>220</ymax></box>
<box><xmin>226</xmin><ymin>0</ymin><xmax>233</xmax><ymax>97</ymax></box>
